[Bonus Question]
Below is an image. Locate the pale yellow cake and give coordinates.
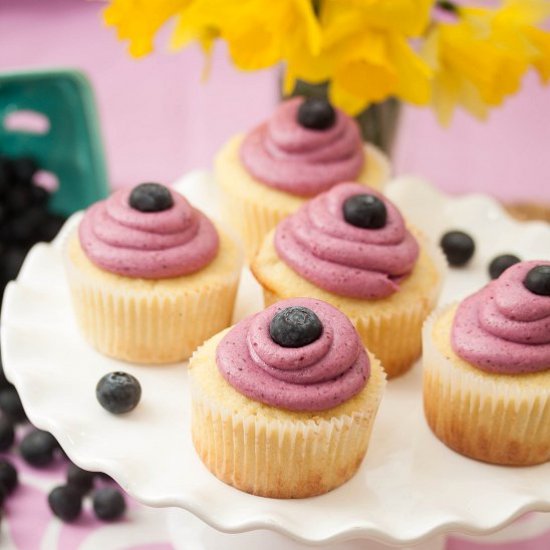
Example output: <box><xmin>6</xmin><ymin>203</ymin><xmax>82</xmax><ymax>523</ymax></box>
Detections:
<box><xmin>188</xmin><ymin>329</ymin><xmax>386</xmax><ymax>498</ymax></box>
<box><xmin>252</xmin><ymin>228</ymin><xmax>443</xmax><ymax>379</ymax></box>
<box><xmin>65</xmin><ymin>229</ymin><xmax>241</xmax><ymax>364</ymax></box>
<box><xmin>423</xmin><ymin>305</ymin><xmax>550</xmax><ymax>466</ymax></box>
<box><xmin>215</xmin><ymin>134</ymin><xmax>391</xmax><ymax>260</ymax></box>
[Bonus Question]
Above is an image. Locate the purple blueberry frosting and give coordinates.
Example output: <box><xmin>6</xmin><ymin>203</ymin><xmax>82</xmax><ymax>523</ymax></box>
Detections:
<box><xmin>79</xmin><ymin>187</ymin><xmax>219</xmax><ymax>279</ymax></box>
<box><xmin>240</xmin><ymin>97</ymin><xmax>364</xmax><ymax>196</ymax></box>
<box><xmin>274</xmin><ymin>182</ymin><xmax>420</xmax><ymax>299</ymax></box>
<box><xmin>216</xmin><ymin>298</ymin><xmax>370</xmax><ymax>411</ymax></box>
<box><xmin>452</xmin><ymin>260</ymin><xmax>550</xmax><ymax>374</ymax></box>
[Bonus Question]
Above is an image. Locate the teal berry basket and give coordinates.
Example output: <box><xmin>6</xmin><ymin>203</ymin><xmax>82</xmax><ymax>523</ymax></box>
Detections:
<box><xmin>0</xmin><ymin>68</ymin><xmax>109</xmax><ymax>216</ymax></box>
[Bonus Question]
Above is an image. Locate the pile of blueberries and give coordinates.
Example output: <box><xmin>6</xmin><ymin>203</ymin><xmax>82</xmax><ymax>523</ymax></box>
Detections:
<box><xmin>0</xmin><ymin>155</ymin><xmax>67</xmax><ymax>300</ymax></box>
<box><xmin>0</xmin><ymin>343</ymin><xmax>127</xmax><ymax>523</ymax></box>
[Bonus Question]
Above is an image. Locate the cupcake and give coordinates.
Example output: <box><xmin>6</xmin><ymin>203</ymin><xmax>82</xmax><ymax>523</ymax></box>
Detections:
<box><xmin>423</xmin><ymin>260</ymin><xmax>550</xmax><ymax>466</ymax></box>
<box><xmin>65</xmin><ymin>183</ymin><xmax>242</xmax><ymax>364</ymax></box>
<box><xmin>188</xmin><ymin>298</ymin><xmax>385</xmax><ymax>498</ymax></box>
<box><xmin>252</xmin><ymin>182</ymin><xmax>444</xmax><ymax>379</ymax></box>
<box><xmin>215</xmin><ymin>97</ymin><xmax>390</xmax><ymax>259</ymax></box>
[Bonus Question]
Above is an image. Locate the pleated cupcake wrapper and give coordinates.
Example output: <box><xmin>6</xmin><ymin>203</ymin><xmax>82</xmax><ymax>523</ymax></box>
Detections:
<box><xmin>188</xmin><ymin>359</ymin><xmax>386</xmax><ymax>499</ymax></box>
<box><xmin>221</xmin><ymin>187</ymin><xmax>291</xmax><ymax>262</ymax></box>
<box><xmin>422</xmin><ymin>305</ymin><xmax>550</xmax><ymax>466</ymax></box>
<box><xmin>264</xmin><ymin>233</ymin><xmax>446</xmax><ymax>379</ymax></box>
<box><xmin>218</xmin><ymin>143</ymin><xmax>390</xmax><ymax>262</ymax></box>
<box><xmin>64</xmin><ymin>239</ymin><xmax>241</xmax><ymax>365</ymax></box>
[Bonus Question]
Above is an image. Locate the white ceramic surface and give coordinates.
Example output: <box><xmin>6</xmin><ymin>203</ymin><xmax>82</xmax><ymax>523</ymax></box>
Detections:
<box><xmin>2</xmin><ymin>172</ymin><xmax>550</xmax><ymax>546</ymax></box>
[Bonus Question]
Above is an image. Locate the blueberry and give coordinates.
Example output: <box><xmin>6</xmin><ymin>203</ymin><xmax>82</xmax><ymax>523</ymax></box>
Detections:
<box><xmin>96</xmin><ymin>372</ymin><xmax>141</xmax><ymax>414</ymax></box>
<box><xmin>0</xmin><ymin>417</ymin><xmax>15</xmax><ymax>451</ymax></box>
<box><xmin>440</xmin><ymin>230</ymin><xmax>475</xmax><ymax>267</ymax></box>
<box><xmin>20</xmin><ymin>429</ymin><xmax>59</xmax><ymax>467</ymax></box>
<box><xmin>40</xmin><ymin>214</ymin><xmax>66</xmax><ymax>242</ymax></box>
<box><xmin>524</xmin><ymin>265</ymin><xmax>550</xmax><ymax>296</ymax></box>
<box><xmin>10</xmin><ymin>207</ymin><xmax>48</xmax><ymax>245</ymax></box>
<box><xmin>488</xmin><ymin>254</ymin><xmax>521</xmax><ymax>280</ymax></box>
<box><xmin>1</xmin><ymin>247</ymin><xmax>28</xmax><ymax>281</ymax></box>
<box><xmin>129</xmin><ymin>183</ymin><xmax>173</xmax><ymax>213</ymax></box>
<box><xmin>29</xmin><ymin>184</ymin><xmax>50</xmax><ymax>207</ymax></box>
<box><xmin>297</xmin><ymin>98</ymin><xmax>336</xmax><ymax>130</ymax></box>
<box><xmin>0</xmin><ymin>387</ymin><xmax>27</xmax><ymax>423</ymax></box>
<box><xmin>343</xmin><ymin>194</ymin><xmax>387</xmax><ymax>229</ymax></box>
<box><xmin>0</xmin><ymin>346</ymin><xmax>14</xmax><ymax>390</ymax></box>
<box><xmin>93</xmin><ymin>487</ymin><xmax>126</xmax><ymax>521</ymax></box>
<box><xmin>0</xmin><ymin>459</ymin><xmax>18</xmax><ymax>494</ymax></box>
<box><xmin>269</xmin><ymin>306</ymin><xmax>323</xmax><ymax>348</ymax></box>
<box><xmin>10</xmin><ymin>157</ymin><xmax>38</xmax><ymax>184</ymax></box>
<box><xmin>6</xmin><ymin>186</ymin><xmax>33</xmax><ymax>215</ymax></box>
<box><xmin>67</xmin><ymin>463</ymin><xmax>95</xmax><ymax>495</ymax></box>
<box><xmin>48</xmin><ymin>485</ymin><xmax>82</xmax><ymax>522</ymax></box>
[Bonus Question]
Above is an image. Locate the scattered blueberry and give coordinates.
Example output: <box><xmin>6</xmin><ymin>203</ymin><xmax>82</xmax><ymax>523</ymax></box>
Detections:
<box><xmin>10</xmin><ymin>157</ymin><xmax>38</xmax><ymax>184</ymax></box>
<box><xmin>270</xmin><ymin>306</ymin><xmax>323</xmax><ymax>348</ymax></box>
<box><xmin>129</xmin><ymin>183</ymin><xmax>174</xmax><ymax>213</ymax></box>
<box><xmin>297</xmin><ymin>98</ymin><xmax>336</xmax><ymax>130</ymax></box>
<box><xmin>0</xmin><ymin>387</ymin><xmax>27</xmax><ymax>423</ymax></box>
<box><xmin>343</xmin><ymin>194</ymin><xmax>387</xmax><ymax>229</ymax></box>
<box><xmin>0</xmin><ymin>346</ymin><xmax>14</xmax><ymax>390</ymax></box>
<box><xmin>20</xmin><ymin>429</ymin><xmax>59</xmax><ymax>467</ymax></box>
<box><xmin>524</xmin><ymin>265</ymin><xmax>550</xmax><ymax>296</ymax></box>
<box><xmin>48</xmin><ymin>485</ymin><xmax>82</xmax><ymax>522</ymax></box>
<box><xmin>488</xmin><ymin>254</ymin><xmax>521</xmax><ymax>280</ymax></box>
<box><xmin>0</xmin><ymin>458</ymin><xmax>18</xmax><ymax>494</ymax></box>
<box><xmin>67</xmin><ymin>463</ymin><xmax>96</xmax><ymax>495</ymax></box>
<box><xmin>0</xmin><ymin>484</ymin><xmax>7</xmax><ymax>507</ymax></box>
<box><xmin>92</xmin><ymin>487</ymin><xmax>126</xmax><ymax>521</ymax></box>
<box><xmin>1</xmin><ymin>247</ymin><xmax>28</xmax><ymax>283</ymax></box>
<box><xmin>440</xmin><ymin>230</ymin><xmax>475</xmax><ymax>267</ymax></box>
<box><xmin>0</xmin><ymin>417</ymin><xmax>15</xmax><ymax>451</ymax></box>
<box><xmin>96</xmin><ymin>372</ymin><xmax>142</xmax><ymax>414</ymax></box>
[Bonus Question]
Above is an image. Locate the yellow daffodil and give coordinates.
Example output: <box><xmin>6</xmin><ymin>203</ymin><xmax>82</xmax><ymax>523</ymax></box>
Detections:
<box><xmin>104</xmin><ymin>0</ymin><xmax>193</xmax><ymax>58</ymax></box>
<box><xmin>103</xmin><ymin>0</ymin><xmax>550</xmax><ymax>123</ymax></box>
<box><xmin>286</xmin><ymin>0</ymin><xmax>433</xmax><ymax>114</ymax></box>
<box><xmin>425</xmin><ymin>0</ymin><xmax>550</xmax><ymax>124</ymax></box>
<box><xmin>172</xmin><ymin>0</ymin><xmax>321</xmax><ymax>72</ymax></box>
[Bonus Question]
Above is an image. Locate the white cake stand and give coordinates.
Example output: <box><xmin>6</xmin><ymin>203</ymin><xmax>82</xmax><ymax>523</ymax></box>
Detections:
<box><xmin>2</xmin><ymin>172</ymin><xmax>550</xmax><ymax>549</ymax></box>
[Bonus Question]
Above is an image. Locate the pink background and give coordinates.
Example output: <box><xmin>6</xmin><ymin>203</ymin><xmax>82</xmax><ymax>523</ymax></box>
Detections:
<box><xmin>1</xmin><ymin>0</ymin><xmax>549</xmax><ymax>202</ymax></box>
<box><xmin>1</xmin><ymin>1</ymin><xmax>550</xmax><ymax>548</ymax></box>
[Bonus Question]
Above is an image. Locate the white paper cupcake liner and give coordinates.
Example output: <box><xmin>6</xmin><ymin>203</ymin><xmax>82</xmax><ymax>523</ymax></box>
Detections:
<box><xmin>189</xmin><ymin>356</ymin><xmax>386</xmax><ymax>498</ymax></box>
<box><xmin>64</xmin><ymin>232</ymin><xmax>241</xmax><ymax>364</ymax></box>
<box><xmin>423</xmin><ymin>304</ymin><xmax>550</xmax><ymax>466</ymax></box>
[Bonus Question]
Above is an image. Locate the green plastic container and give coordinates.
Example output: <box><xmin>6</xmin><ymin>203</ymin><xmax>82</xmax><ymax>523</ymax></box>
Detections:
<box><xmin>0</xmin><ymin>68</ymin><xmax>109</xmax><ymax>216</ymax></box>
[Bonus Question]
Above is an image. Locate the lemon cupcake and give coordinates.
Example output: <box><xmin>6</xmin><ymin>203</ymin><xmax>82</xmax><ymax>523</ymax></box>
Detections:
<box><xmin>188</xmin><ymin>297</ymin><xmax>385</xmax><ymax>498</ymax></box>
<box><xmin>215</xmin><ymin>97</ymin><xmax>390</xmax><ymax>259</ymax></box>
<box><xmin>252</xmin><ymin>182</ymin><xmax>444</xmax><ymax>379</ymax></box>
<box><xmin>65</xmin><ymin>183</ymin><xmax>242</xmax><ymax>364</ymax></box>
<box><xmin>424</xmin><ymin>260</ymin><xmax>550</xmax><ymax>466</ymax></box>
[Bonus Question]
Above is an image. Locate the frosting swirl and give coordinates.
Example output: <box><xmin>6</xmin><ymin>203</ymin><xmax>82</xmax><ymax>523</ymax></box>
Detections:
<box><xmin>240</xmin><ymin>97</ymin><xmax>364</xmax><ymax>196</ymax></box>
<box><xmin>79</xmin><ymin>188</ymin><xmax>219</xmax><ymax>279</ymax></box>
<box><xmin>274</xmin><ymin>182</ymin><xmax>420</xmax><ymax>299</ymax></box>
<box><xmin>216</xmin><ymin>298</ymin><xmax>370</xmax><ymax>411</ymax></box>
<box><xmin>452</xmin><ymin>260</ymin><xmax>550</xmax><ymax>374</ymax></box>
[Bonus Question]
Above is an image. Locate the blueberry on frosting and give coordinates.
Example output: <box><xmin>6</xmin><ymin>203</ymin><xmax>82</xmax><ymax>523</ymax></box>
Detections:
<box><xmin>523</xmin><ymin>265</ymin><xmax>550</xmax><ymax>296</ymax></box>
<box><xmin>489</xmin><ymin>254</ymin><xmax>520</xmax><ymax>280</ymax></box>
<box><xmin>343</xmin><ymin>194</ymin><xmax>387</xmax><ymax>229</ymax></box>
<box><xmin>269</xmin><ymin>306</ymin><xmax>323</xmax><ymax>348</ymax></box>
<box><xmin>297</xmin><ymin>98</ymin><xmax>336</xmax><ymax>131</ymax></box>
<box><xmin>129</xmin><ymin>183</ymin><xmax>174</xmax><ymax>212</ymax></box>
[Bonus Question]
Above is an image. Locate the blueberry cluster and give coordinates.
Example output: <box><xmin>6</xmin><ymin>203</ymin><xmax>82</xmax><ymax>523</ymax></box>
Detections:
<box><xmin>0</xmin><ymin>156</ymin><xmax>66</xmax><ymax>300</ymax></box>
<box><xmin>0</xmin><ymin>344</ymin><xmax>126</xmax><ymax>524</ymax></box>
